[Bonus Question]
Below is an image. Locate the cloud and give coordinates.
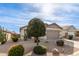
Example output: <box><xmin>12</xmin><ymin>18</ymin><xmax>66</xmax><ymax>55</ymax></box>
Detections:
<box><xmin>0</xmin><ymin>3</ymin><xmax>79</xmax><ymax>33</ymax></box>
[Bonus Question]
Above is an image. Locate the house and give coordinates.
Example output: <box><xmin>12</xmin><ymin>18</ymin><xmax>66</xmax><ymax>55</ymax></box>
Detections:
<box><xmin>20</xmin><ymin>23</ymin><xmax>62</xmax><ymax>41</ymax></box>
<box><xmin>62</xmin><ymin>25</ymin><xmax>76</xmax><ymax>39</ymax></box>
<box><xmin>46</xmin><ymin>23</ymin><xmax>62</xmax><ymax>40</ymax></box>
<box><xmin>5</xmin><ymin>31</ymin><xmax>12</xmax><ymax>41</ymax></box>
<box><xmin>4</xmin><ymin>30</ymin><xmax>18</xmax><ymax>41</ymax></box>
<box><xmin>75</xmin><ymin>29</ymin><xmax>79</xmax><ymax>37</ymax></box>
<box><xmin>0</xmin><ymin>29</ymin><xmax>18</xmax><ymax>41</ymax></box>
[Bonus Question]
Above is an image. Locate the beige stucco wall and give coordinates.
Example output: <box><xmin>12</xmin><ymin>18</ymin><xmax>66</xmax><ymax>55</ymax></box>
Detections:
<box><xmin>46</xmin><ymin>29</ymin><xmax>60</xmax><ymax>40</ymax></box>
<box><xmin>6</xmin><ymin>33</ymin><xmax>12</xmax><ymax>40</ymax></box>
<box><xmin>20</xmin><ymin>27</ymin><xmax>27</xmax><ymax>40</ymax></box>
<box><xmin>20</xmin><ymin>29</ymin><xmax>24</xmax><ymax>40</ymax></box>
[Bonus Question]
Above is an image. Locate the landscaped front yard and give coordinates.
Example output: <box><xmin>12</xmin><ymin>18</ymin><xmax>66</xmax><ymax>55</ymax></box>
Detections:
<box><xmin>0</xmin><ymin>38</ymin><xmax>79</xmax><ymax>56</ymax></box>
<box><xmin>0</xmin><ymin>40</ymin><xmax>36</xmax><ymax>55</ymax></box>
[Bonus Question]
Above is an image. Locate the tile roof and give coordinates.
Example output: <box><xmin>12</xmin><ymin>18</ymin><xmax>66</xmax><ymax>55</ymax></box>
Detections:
<box><xmin>20</xmin><ymin>23</ymin><xmax>62</xmax><ymax>30</ymax></box>
<box><xmin>47</xmin><ymin>23</ymin><xmax>62</xmax><ymax>29</ymax></box>
<box><xmin>62</xmin><ymin>25</ymin><xmax>76</xmax><ymax>30</ymax></box>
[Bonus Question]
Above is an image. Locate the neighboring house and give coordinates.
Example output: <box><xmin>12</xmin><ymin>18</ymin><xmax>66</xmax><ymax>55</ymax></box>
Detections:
<box><xmin>20</xmin><ymin>23</ymin><xmax>62</xmax><ymax>41</ymax></box>
<box><xmin>62</xmin><ymin>25</ymin><xmax>76</xmax><ymax>39</ymax></box>
<box><xmin>75</xmin><ymin>29</ymin><xmax>79</xmax><ymax>37</ymax></box>
<box><xmin>5</xmin><ymin>31</ymin><xmax>12</xmax><ymax>41</ymax></box>
<box><xmin>6</xmin><ymin>31</ymin><xmax>18</xmax><ymax>41</ymax></box>
<box><xmin>3</xmin><ymin>30</ymin><xmax>18</xmax><ymax>41</ymax></box>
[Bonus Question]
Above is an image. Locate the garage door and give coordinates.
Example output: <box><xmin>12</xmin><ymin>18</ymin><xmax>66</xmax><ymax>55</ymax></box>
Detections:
<box><xmin>46</xmin><ymin>30</ymin><xmax>59</xmax><ymax>40</ymax></box>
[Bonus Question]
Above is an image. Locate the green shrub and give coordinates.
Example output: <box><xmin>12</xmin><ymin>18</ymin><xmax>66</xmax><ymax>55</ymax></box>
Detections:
<box><xmin>68</xmin><ymin>35</ymin><xmax>73</xmax><ymax>40</ymax></box>
<box><xmin>12</xmin><ymin>37</ymin><xmax>18</xmax><ymax>42</ymax></box>
<box><xmin>1</xmin><ymin>40</ymin><xmax>6</xmax><ymax>44</ymax></box>
<box><xmin>33</xmin><ymin>45</ymin><xmax>47</xmax><ymax>55</ymax></box>
<box><xmin>12</xmin><ymin>34</ymin><xmax>18</xmax><ymax>42</ymax></box>
<box><xmin>8</xmin><ymin>45</ymin><xmax>24</xmax><ymax>56</ymax></box>
<box><xmin>56</xmin><ymin>40</ymin><xmax>64</xmax><ymax>46</ymax></box>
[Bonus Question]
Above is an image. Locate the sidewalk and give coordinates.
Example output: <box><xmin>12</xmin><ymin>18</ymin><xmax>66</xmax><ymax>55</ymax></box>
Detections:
<box><xmin>64</xmin><ymin>39</ymin><xmax>79</xmax><ymax>56</ymax></box>
<box><xmin>24</xmin><ymin>51</ymin><xmax>53</xmax><ymax>56</ymax></box>
<box><xmin>0</xmin><ymin>53</ymin><xmax>7</xmax><ymax>56</ymax></box>
<box><xmin>64</xmin><ymin>39</ymin><xmax>79</xmax><ymax>49</ymax></box>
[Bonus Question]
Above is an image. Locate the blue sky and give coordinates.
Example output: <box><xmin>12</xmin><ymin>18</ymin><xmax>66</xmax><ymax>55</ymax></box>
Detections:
<box><xmin>0</xmin><ymin>3</ymin><xmax>79</xmax><ymax>33</ymax></box>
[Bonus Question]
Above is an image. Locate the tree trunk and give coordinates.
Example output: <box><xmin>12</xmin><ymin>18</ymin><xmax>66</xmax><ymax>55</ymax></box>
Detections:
<box><xmin>35</xmin><ymin>37</ymin><xmax>39</xmax><ymax>46</ymax></box>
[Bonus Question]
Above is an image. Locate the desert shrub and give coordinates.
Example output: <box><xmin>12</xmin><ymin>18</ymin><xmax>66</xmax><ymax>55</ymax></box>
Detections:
<box><xmin>12</xmin><ymin>34</ymin><xmax>18</xmax><ymax>42</ymax></box>
<box><xmin>68</xmin><ymin>35</ymin><xmax>73</xmax><ymax>40</ymax></box>
<box><xmin>12</xmin><ymin>37</ymin><xmax>18</xmax><ymax>42</ymax></box>
<box><xmin>8</xmin><ymin>45</ymin><xmax>24</xmax><ymax>56</ymax></box>
<box><xmin>1</xmin><ymin>40</ymin><xmax>6</xmax><ymax>44</ymax></box>
<box><xmin>56</xmin><ymin>40</ymin><xmax>64</xmax><ymax>46</ymax></box>
<box><xmin>33</xmin><ymin>45</ymin><xmax>47</xmax><ymax>55</ymax></box>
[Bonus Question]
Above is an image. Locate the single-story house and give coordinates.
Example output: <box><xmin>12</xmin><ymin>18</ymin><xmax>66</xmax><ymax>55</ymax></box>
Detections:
<box><xmin>20</xmin><ymin>23</ymin><xmax>62</xmax><ymax>41</ymax></box>
<box><xmin>5</xmin><ymin>31</ymin><xmax>18</xmax><ymax>41</ymax></box>
<box><xmin>0</xmin><ymin>29</ymin><xmax>18</xmax><ymax>41</ymax></box>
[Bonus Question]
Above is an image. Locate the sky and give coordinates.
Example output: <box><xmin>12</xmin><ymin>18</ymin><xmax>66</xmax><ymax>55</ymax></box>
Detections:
<box><xmin>0</xmin><ymin>3</ymin><xmax>79</xmax><ymax>33</ymax></box>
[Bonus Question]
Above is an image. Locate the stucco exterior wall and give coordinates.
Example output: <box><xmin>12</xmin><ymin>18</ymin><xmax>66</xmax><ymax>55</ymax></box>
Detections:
<box><xmin>6</xmin><ymin>33</ymin><xmax>12</xmax><ymax>40</ymax></box>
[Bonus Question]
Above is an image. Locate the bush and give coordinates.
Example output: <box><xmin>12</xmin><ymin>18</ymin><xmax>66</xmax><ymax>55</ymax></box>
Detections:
<box><xmin>1</xmin><ymin>40</ymin><xmax>6</xmax><ymax>44</ymax></box>
<box><xmin>8</xmin><ymin>45</ymin><xmax>24</xmax><ymax>56</ymax></box>
<box><xmin>68</xmin><ymin>35</ymin><xmax>73</xmax><ymax>40</ymax></box>
<box><xmin>12</xmin><ymin>37</ymin><xmax>18</xmax><ymax>42</ymax></box>
<box><xmin>56</xmin><ymin>40</ymin><xmax>64</xmax><ymax>46</ymax></box>
<box><xmin>33</xmin><ymin>45</ymin><xmax>47</xmax><ymax>55</ymax></box>
<box><xmin>12</xmin><ymin>34</ymin><xmax>18</xmax><ymax>42</ymax></box>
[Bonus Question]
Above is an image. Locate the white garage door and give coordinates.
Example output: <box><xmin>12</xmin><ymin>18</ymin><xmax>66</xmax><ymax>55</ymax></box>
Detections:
<box><xmin>46</xmin><ymin>30</ymin><xmax>59</xmax><ymax>40</ymax></box>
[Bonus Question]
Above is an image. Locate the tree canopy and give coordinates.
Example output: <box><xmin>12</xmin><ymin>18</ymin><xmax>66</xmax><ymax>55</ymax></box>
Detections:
<box><xmin>0</xmin><ymin>26</ymin><xmax>6</xmax><ymax>43</ymax></box>
<box><xmin>27</xmin><ymin>18</ymin><xmax>46</xmax><ymax>37</ymax></box>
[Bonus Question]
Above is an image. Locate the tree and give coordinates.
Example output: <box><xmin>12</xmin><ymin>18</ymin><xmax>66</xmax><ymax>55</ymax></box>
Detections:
<box><xmin>27</xmin><ymin>18</ymin><xmax>46</xmax><ymax>45</ymax></box>
<box><xmin>0</xmin><ymin>26</ymin><xmax>6</xmax><ymax>44</ymax></box>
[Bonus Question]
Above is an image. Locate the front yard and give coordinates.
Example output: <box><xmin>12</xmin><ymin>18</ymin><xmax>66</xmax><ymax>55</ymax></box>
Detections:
<box><xmin>0</xmin><ymin>40</ymin><xmax>36</xmax><ymax>55</ymax></box>
<box><xmin>0</xmin><ymin>38</ymin><xmax>79</xmax><ymax>56</ymax></box>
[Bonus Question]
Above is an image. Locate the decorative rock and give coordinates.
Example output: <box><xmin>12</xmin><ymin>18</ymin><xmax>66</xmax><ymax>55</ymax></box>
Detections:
<box><xmin>61</xmin><ymin>48</ymin><xmax>64</xmax><ymax>53</ymax></box>
<box><xmin>52</xmin><ymin>48</ymin><xmax>60</xmax><ymax>56</ymax></box>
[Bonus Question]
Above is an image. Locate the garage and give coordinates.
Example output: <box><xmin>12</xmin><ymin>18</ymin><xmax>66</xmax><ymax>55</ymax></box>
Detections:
<box><xmin>46</xmin><ymin>28</ymin><xmax>60</xmax><ymax>40</ymax></box>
